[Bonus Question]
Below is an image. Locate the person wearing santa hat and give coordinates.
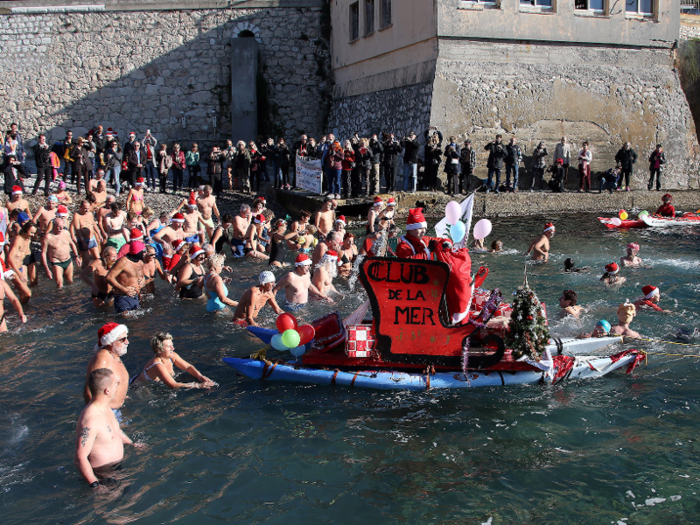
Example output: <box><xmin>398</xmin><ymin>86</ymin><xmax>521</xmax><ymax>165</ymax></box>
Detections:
<box><xmin>395</xmin><ymin>208</ymin><xmax>445</xmax><ymax>260</ymax></box>
<box><xmin>152</xmin><ymin>211</ymin><xmax>188</xmax><ymax>260</ymax></box>
<box><xmin>656</xmin><ymin>193</ymin><xmax>675</xmax><ymax>218</ymax></box>
<box><xmin>42</xmin><ymin>216</ymin><xmax>81</xmax><ymax>289</ymax></box>
<box><xmin>273</xmin><ymin>253</ymin><xmax>332</xmax><ymax>311</ymax></box>
<box><xmin>116</xmin><ymin>227</ymin><xmax>145</xmax><ymax>259</ymax></box>
<box><xmin>126</xmin><ymin>177</ymin><xmax>145</xmax><ymax>216</ymax></box>
<box><xmin>600</xmin><ymin>261</ymin><xmax>626</xmax><ymax>287</ymax></box>
<box><xmin>6</xmin><ymin>186</ymin><xmax>29</xmax><ymax>216</ymax></box>
<box><xmin>526</xmin><ymin>222</ymin><xmax>555</xmax><ymax>262</ymax></box>
<box><xmin>620</xmin><ymin>242</ymin><xmax>643</xmax><ymax>268</ymax></box>
<box><xmin>312</xmin><ymin>249</ymin><xmax>340</xmax><ymax>296</ymax></box>
<box><xmin>105</xmin><ymin>239</ymin><xmax>145</xmax><ymax>313</ymax></box>
<box><xmin>83</xmin><ymin>323</ymin><xmax>131</xmax><ymax>413</ymax></box>
<box><xmin>178</xmin><ymin>192</ymin><xmax>204</xmax><ymax>244</ymax></box>
<box><xmin>333</xmin><ymin>214</ymin><xmax>347</xmax><ymax>236</ymax></box>
<box><xmin>232</xmin><ymin>270</ymin><xmax>284</xmax><ymax>326</ymax></box>
<box><xmin>72</xmin><ymin>198</ymin><xmax>102</xmax><ymax>267</ymax></box>
<box><xmin>383</xmin><ymin>196</ymin><xmax>397</xmax><ymax>224</ymax></box>
<box><xmin>634</xmin><ymin>285</ymin><xmax>672</xmax><ymax>313</ymax></box>
<box><xmin>366</xmin><ymin>196</ymin><xmax>384</xmax><ymax>234</ymax></box>
<box><xmin>176</xmin><ymin>244</ymin><xmax>206</xmax><ymax>299</ymax></box>
<box><xmin>241</xmin><ymin>213</ymin><xmax>270</xmax><ymax>260</ymax></box>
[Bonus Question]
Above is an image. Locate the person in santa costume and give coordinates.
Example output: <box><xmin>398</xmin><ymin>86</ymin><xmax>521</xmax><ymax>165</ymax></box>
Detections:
<box><xmin>634</xmin><ymin>285</ymin><xmax>672</xmax><ymax>313</ymax></box>
<box><xmin>396</xmin><ymin>208</ymin><xmax>473</xmax><ymax>324</ymax></box>
<box><xmin>600</xmin><ymin>262</ymin><xmax>626</xmax><ymax>287</ymax></box>
<box><xmin>656</xmin><ymin>193</ymin><xmax>675</xmax><ymax>218</ymax></box>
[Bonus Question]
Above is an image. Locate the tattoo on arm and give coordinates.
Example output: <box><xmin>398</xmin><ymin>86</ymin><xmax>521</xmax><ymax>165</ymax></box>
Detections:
<box><xmin>80</xmin><ymin>427</ymin><xmax>90</xmax><ymax>447</ymax></box>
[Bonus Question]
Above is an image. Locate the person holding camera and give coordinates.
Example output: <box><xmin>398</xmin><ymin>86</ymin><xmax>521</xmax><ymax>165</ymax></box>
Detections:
<box><xmin>424</xmin><ymin>128</ymin><xmax>443</xmax><ymax>192</ymax></box>
<box><xmin>505</xmin><ymin>136</ymin><xmax>522</xmax><ymax>193</ymax></box>
<box><xmin>484</xmin><ymin>134</ymin><xmax>507</xmax><ymax>193</ymax></box>
<box><xmin>381</xmin><ymin>133</ymin><xmax>401</xmax><ymax>192</ymax></box>
<box><xmin>444</xmin><ymin>136</ymin><xmax>460</xmax><ymax>195</ymax></box>
<box><xmin>401</xmin><ymin>132</ymin><xmax>420</xmax><ymax>193</ymax></box>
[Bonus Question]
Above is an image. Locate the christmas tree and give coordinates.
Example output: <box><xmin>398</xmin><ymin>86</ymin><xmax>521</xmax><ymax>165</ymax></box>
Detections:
<box><xmin>505</xmin><ymin>280</ymin><xmax>550</xmax><ymax>361</ymax></box>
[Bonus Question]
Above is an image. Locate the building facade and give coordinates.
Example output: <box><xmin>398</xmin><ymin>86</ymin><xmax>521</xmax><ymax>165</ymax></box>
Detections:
<box><xmin>330</xmin><ymin>0</ymin><xmax>700</xmax><ymax>188</ymax></box>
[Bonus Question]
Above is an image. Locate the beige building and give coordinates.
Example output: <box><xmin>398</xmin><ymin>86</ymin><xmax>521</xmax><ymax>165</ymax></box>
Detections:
<box><xmin>329</xmin><ymin>0</ymin><xmax>699</xmax><ymax>189</ymax></box>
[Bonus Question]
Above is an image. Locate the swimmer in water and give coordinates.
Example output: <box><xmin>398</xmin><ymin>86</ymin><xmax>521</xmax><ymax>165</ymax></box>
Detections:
<box><xmin>634</xmin><ymin>285</ymin><xmax>672</xmax><ymax>313</ymax></box>
<box><xmin>620</xmin><ymin>242</ymin><xmax>642</xmax><ymax>268</ymax></box>
<box><xmin>563</xmin><ymin>258</ymin><xmax>589</xmax><ymax>273</ymax></box>
<box><xmin>232</xmin><ymin>271</ymin><xmax>284</xmax><ymax>326</ymax></box>
<box><xmin>559</xmin><ymin>289</ymin><xmax>583</xmax><ymax>318</ymax></box>
<box><xmin>610</xmin><ymin>301</ymin><xmax>641</xmax><ymax>339</ymax></box>
<box><xmin>577</xmin><ymin>319</ymin><xmax>611</xmax><ymax>339</ymax></box>
<box><xmin>526</xmin><ymin>222</ymin><xmax>555</xmax><ymax>261</ymax></box>
<box><xmin>489</xmin><ymin>240</ymin><xmax>503</xmax><ymax>253</ymax></box>
<box><xmin>600</xmin><ymin>262</ymin><xmax>626</xmax><ymax>287</ymax></box>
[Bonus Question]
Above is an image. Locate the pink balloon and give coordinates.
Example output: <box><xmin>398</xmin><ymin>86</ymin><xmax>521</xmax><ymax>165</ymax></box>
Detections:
<box><xmin>611</xmin><ymin>217</ymin><xmax>622</xmax><ymax>226</ymax></box>
<box><xmin>473</xmin><ymin>219</ymin><xmax>492</xmax><ymax>240</ymax></box>
<box><xmin>445</xmin><ymin>201</ymin><xmax>462</xmax><ymax>225</ymax></box>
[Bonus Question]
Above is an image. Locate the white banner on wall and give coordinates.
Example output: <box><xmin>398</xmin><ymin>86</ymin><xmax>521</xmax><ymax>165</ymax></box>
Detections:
<box><xmin>295</xmin><ymin>155</ymin><xmax>323</xmax><ymax>194</ymax></box>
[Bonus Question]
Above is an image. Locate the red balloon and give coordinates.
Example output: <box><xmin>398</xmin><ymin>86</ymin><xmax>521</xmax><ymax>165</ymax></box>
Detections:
<box><xmin>276</xmin><ymin>313</ymin><xmax>298</xmax><ymax>333</ymax></box>
<box><xmin>297</xmin><ymin>324</ymin><xmax>316</xmax><ymax>345</ymax></box>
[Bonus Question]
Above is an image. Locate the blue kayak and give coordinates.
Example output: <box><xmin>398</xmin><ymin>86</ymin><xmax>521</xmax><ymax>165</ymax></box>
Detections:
<box><xmin>223</xmin><ymin>351</ymin><xmax>642</xmax><ymax>391</ymax></box>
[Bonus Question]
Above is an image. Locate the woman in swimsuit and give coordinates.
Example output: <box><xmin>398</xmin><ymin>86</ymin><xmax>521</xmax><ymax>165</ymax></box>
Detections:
<box><xmin>338</xmin><ymin>232</ymin><xmax>358</xmax><ymax>278</ymax></box>
<box><xmin>291</xmin><ymin>210</ymin><xmax>311</xmax><ymax>238</ymax></box>
<box><xmin>211</xmin><ymin>214</ymin><xmax>235</xmax><ymax>255</ymax></box>
<box><xmin>176</xmin><ymin>245</ymin><xmax>206</xmax><ymax>299</ymax></box>
<box><xmin>268</xmin><ymin>219</ymin><xmax>299</xmax><ymax>268</ymax></box>
<box><xmin>131</xmin><ymin>332</ymin><xmax>216</xmax><ymax>389</ymax></box>
<box><xmin>203</xmin><ymin>254</ymin><xmax>239</xmax><ymax>312</ymax></box>
<box><xmin>55</xmin><ymin>181</ymin><xmax>72</xmax><ymax>205</ymax></box>
<box><xmin>126</xmin><ymin>178</ymin><xmax>145</xmax><ymax>216</ymax></box>
<box><xmin>7</xmin><ymin>221</ymin><xmax>37</xmax><ymax>303</ymax></box>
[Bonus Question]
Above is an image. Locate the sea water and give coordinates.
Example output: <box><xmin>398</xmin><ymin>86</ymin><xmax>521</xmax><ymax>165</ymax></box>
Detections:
<box><xmin>1</xmin><ymin>213</ymin><xmax>699</xmax><ymax>524</ymax></box>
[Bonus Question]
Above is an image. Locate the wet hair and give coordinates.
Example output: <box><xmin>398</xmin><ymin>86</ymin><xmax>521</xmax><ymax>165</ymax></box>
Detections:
<box><xmin>222</xmin><ymin>213</ymin><xmax>234</xmax><ymax>224</ymax></box>
<box><xmin>344</xmin><ymin>232</ymin><xmax>356</xmax><ymax>241</ymax></box>
<box><xmin>490</xmin><ymin>240</ymin><xmax>503</xmax><ymax>252</ymax></box>
<box><xmin>564</xmin><ymin>258</ymin><xmax>575</xmax><ymax>270</ymax></box>
<box><xmin>21</xmin><ymin>221</ymin><xmax>37</xmax><ymax>235</ymax></box>
<box><xmin>150</xmin><ymin>332</ymin><xmax>173</xmax><ymax>355</ymax></box>
<box><xmin>110</xmin><ymin>202</ymin><xmax>121</xmax><ymax>213</ymax></box>
<box><xmin>562</xmin><ymin>289</ymin><xmax>578</xmax><ymax>305</ymax></box>
<box><xmin>88</xmin><ymin>368</ymin><xmax>114</xmax><ymax>396</ymax></box>
<box><xmin>126</xmin><ymin>211</ymin><xmax>137</xmax><ymax>221</ymax></box>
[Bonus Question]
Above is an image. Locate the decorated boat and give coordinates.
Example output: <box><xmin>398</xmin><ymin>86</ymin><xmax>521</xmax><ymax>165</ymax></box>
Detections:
<box><xmin>598</xmin><ymin>216</ymin><xmax>646</xmax><ymax>229</ymax></box>
<box><xmin>598</xmin><ymin>213</ymin><xmax>700</xmax><ymax>229</ymax></box>
<box><xmin>224</xmin><ymin>257</ymin><xmax>642</xmax><ymax>390</ymax></box>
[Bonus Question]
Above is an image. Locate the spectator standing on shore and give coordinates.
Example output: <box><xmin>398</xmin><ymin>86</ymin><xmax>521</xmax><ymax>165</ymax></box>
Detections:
<box><xmin>356</xmin><ymin>138</ymin><xmax>372</xmax><ymax>197</ymax></box>
<box><xmin>648</xmin><ymin>144</ymin><xmax>666</xmax><ymax>191</ymax></box>
<box><xmin>141</xmin><ymin>130</ymin><xmax>158</xmax><ymax>191</ymax></box>
<box><xmin>554</xmin><ymin>137</ymin><xmax>571</xmax><ymax>186</ymax></box>
<box><xmin>125</xmin><ymin>140</ymin><xmax>143</xmax><ymax>191</ymax></box>
<box><xmin>58</xmin><ymin>130</ymin><xmax>73</xmax><ymax>183</ymax></box>
<box><xmin>275</xmin><ymin>138</ymin><xmax>291</xmax><ymax>190</ymax></box>
<box><xmin>615</xmin><ymin>142</ymin><xmax>637</xmax><ymax>191</ymax></box>
<box><xmin>292</xmin><ymin>134</ymin><xmax>309</xmax><ymax>189</ymax></box>
<box><xmin>368</xmin><ymin>134</ymin><xmax>383</xmax><ymax>195</ymax></box>
<box><xmin>578</xmin><ymin>142</ymin><xmax>592</xmax><ymax>193</ymax></box>
<box><xmin>444</xmin><ymin>137</ymin><xmax>460</xmax><ymax>195</ymax></box>
<box><xmin>104</xmin><ymin>140</ymin><xmax>122</xmax><ymax>197</ymax></box>
<box><xmin>93</xmin><ymin>125</ymin><xmax>107</xmax><ymax>172</ymax></box>
<box><xmin>382</xmin><ymin>133</ymin><xmax>401</xmax><ymax>193</ymax></box>
<box><xmin>156</xmin><ymin>143</ymin><xmax>172</xmax><ymax>194</ymax></box>
<box><xmin>207</xmin><ymin>145</ymin><xmax>226</xmax><ymax>196</ymax></box>
<box><xmin>531</xmin><ymin>141</ymin><xmax>548</xmax><ymax>192</ymax></box>
<box><xmin>261</xmin><ymin>137</ymin><xmax>276</xmax><ymax>185</ymax></box>
<box><xmin>186</xmin><ymin>143</ymin><xmax>200</xmax><ymax>189</ymax></box>
<box><xmin>484</xmin><ymin>134</ymin><xmax>506</xmax><ymax>194</ymax></box>
<box><xmin>424</xmin><ymin>128</ymin><xmax>443</xmax><ymax>192</ymax></box>
<box><xmin>171</xmin><ymin>143</ymin><xmax>186</xmax><ymax>193</ymax></box>
<box><xmin>401</xmin><ymin>131</ymin><xmax>420</xmax><ymax>193</ymax></box>
<box><xmin>32</xmin><ymin>134</ymin><xmax>52</xmax><ymax>197</ymax></box>
<box><xmin>340</xmin><ymin>140</ymin><xmax>354</xmax><ymax>198</ymax></box>
<box><xmin>460</xmin><ymin>139</ymin><xmax>476</xmax><ymax>194</ymax></box>
<box><xmin>249</xmin><ymin>142</ymin><xmax>265</xmax><ymax>193</ymax></box>
<box><xmin>505</xmin><ymin>136</ymin><xmax>522</xmax><ymax>193</ymax></box>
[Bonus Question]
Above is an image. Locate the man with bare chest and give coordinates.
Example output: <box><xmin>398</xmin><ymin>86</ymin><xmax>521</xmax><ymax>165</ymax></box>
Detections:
<box><xmin>32</xmin><ymin>194</ymin><xmax>58</xmax><ymax>235</ymax></box>
<box><xmin>41</xmin><ymin>217</ymin><xmax>80</xmax><ymax>288</ymax></box>
<box><xmin>80</xmin><ymin>246</ymin><xmax>117</xmax><ymax>307</ymax></box>
<box><xmin>153</xmin><ymin>213</ymin><xmax>187</xmax><ymax>261</ymax></box>
<box><xmin>71</xmin><ymin>200</ymin><xmax>102</xmax><ymax>266</ymax></box>
<box><xmin>313</xmin><ymin>198</ymin><xmax>337</xmax><ymax>237</ymax></box>
<box><xmin>232</xmin><ymin>271</ymin><xmax>283</xmax><ymax>326</ymax></box>
<box><xmin>83</xmin><ymin>324</ymin><xmax>131</xmax><ymax>414</ymax></box>
<box><xmin>88</xmin><ymin>168</ymin><xmax>108</xmax><ymax>208</ymax></box>
<box><xmin>273</xmin><ymin>253</ymin><xmax>330</xmax><ymax>311</ymax></box>
<box><xmin>75</xmin><ymin>368</ymin><xmax>144</xmax><ymax>489</ymax></box>
<box><xmin>182</xmin><ymin>197</ymin><xmax>204</xmax><ymax>244</ymax></box>
<box><xmin>231</xmin><ymin>204</ymin><xmax>251</xmax><ymax>258</ymax></box>
<box><xmin>140</xmin><ymin>245</ymin><xmax>165</xmax><ymax>295</ymax></box>
<box><xmin>103</xmin><ymin>202</ymin><xmax>128</xmax><ymax>253</ymax></box>
<box><xmin>312</xmin><ymin>250</ymin><xmax>340</xmax><ymax>296</ymax></box>
<box><xmin>96</xmin><ymin>195</ymin><xmax>115</xmax><ymax>239</ymax></box>
<box><xmin>105</xmin><ymin>243</ymin><xmax>145</xmax><ymax>314</ymax></box>
<box><xmin>526</xmin><ymin>222</ymin><xmax>555</xmax><ymax>262</ymax></box>
<box><xmin>196</xmin><ymin>185</ymin><xmax>220</xmax><ymax>240</ymax></box>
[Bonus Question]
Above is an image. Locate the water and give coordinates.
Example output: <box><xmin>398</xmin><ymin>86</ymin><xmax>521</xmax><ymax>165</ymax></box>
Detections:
<box><xmin>1</xmin><ymin>213</ymin><xmax>700</xmax><ymax>524</ymax></box>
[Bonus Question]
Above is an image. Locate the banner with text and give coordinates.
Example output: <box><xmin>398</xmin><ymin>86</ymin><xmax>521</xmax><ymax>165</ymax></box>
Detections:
<box><xmin>295</xmin><ymin>155</ymin><xmax>323</xmax><ymax>194</ymax></box>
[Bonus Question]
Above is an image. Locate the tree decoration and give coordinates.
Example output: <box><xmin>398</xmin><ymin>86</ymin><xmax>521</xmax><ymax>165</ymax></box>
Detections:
<box><xmin>505</xmin><ymin>275</ymin><xmax>549</xmax><ymax>361</ymax></box>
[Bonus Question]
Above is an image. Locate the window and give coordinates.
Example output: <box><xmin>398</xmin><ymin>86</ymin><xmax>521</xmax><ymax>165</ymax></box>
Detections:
<box><xmin>626</xmin><ymin>0</ymin><xmax>653</xmax><ymax>15</ymax></box>
<box><xmin>364</xmin><ymin>0</ymin><xmax>375</xmax><ymax>35</ymax></box>
<box><xmin>380</xmin><ymin>0</ymin><xmax>391</xmax><ymax>28</ymax></box>
<box><xmin>521</xmin><ymin>0</ymin><xmax>553</xmax><ymax>8</ymax></box>
<box><xmin>350</xmin><ymin>2</ymin><xmax>359</xmax><ymax>41</ymax></box>
<box><xmin>464</xmin><ymin>0</ymin><xmax>497</xmax><ymax>4</ymax></box>
<box><xmin>575</xmin><ymin>0</ymin><xmax>605</xmax><ymax>11</ymax></box>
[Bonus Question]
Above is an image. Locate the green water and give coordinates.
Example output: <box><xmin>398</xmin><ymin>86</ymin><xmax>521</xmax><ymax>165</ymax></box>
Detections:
<box><xmin>1</xmin><ymin>213</ymin><xmax>699</xmax><ymax>524</ymax></box>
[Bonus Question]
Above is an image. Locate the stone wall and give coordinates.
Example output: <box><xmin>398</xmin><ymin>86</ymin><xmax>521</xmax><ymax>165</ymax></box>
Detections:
<box><xmin>327</xmin><ymin>82</ymin><xmax>433</xmax><ymax>140</ymax></box>
<box><xmin>0</xmin><ymin>5</ymin><xmax>331</xmax><ymax>151</ymax></box>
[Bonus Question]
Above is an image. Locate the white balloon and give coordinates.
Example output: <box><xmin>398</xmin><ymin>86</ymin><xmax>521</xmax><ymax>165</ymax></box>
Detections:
<box><xmin>473</xmin><ymin>219</ymin><xmax>493</xmax><ymax>240</ymax></box>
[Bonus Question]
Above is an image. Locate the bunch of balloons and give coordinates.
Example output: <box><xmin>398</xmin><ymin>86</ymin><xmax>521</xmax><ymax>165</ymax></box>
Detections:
<box><xmin>270</xmin><ymin>313</ymin><xmax>316</xmax><ymax>358</ymax></box>
<box><xmin>445</xmin><ymin>201</ymin><xmax>466</xmax><ymax>242</ymax></box>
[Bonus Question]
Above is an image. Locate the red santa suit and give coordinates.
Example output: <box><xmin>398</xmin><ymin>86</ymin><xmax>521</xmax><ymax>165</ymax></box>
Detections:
<box><xmin>656</xmin><ymin>194</ymin><xmax>675</xmax><ymax>217</ymax></box>
<box><xmin>395</xmin><ymin>208</ymin><xmax>472</xmax><ymax>323</ymax></box>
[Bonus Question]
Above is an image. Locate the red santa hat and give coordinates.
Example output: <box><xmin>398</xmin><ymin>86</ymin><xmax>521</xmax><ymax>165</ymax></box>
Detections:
<box><xmin>106</xmin><ymin>128</ymin><xmax>114</xmax><ymax>135</ymax></box>
<box><xmin>253</xmin><ymin>214</ymin><xmax>266</xmax><ymax>224</ymax></box>
<box><xmin>295</xmin><ymin>253</ymin><xmax>312</xmax><ymax>267</ymax></box>
<box><xmin>373</xmin><ymin>196</ymin><xmax>383</xmax><ymax>207</ymax></box>
<box><xmin>56</xmin><ymin>205</ymin><xmax>69</xmax><ymax>217</ymax></box>
<box><xmin>406</xmin><ymin>208</ymin><xmax>427</xmax><ymax>231</ymax></box>
<box><xmin>136</xmin><ymin>178</ymin><xmax>144</xmax><ymax>186</ymax></box>
<box><xmin>172</xmin><ymin>239</ymin><xmax>187</xmax><ymax>251</ymax></box>
<box><xmin>0</xmin><ymin>231</ymin><xmax>5</xmax><ymax>246</ymax></box>
<box><xmin>256</xmin><ymin>195</ymin><xmax>266</xmax><ymax>203</ymax></box>
<box><xmin>130</xmin><ymin>228</ymin><xmax>144</xmax><ymax>241</ymax></box>
<box><xmin>11</xmin><ymin>186</ymin><xmax>22</xmax><ymax>195</ymax></box>
<box><xmin>387</xmin><ymin>197</ymin><xmax>397</xmax><ymax>206</ymax></box>
<box><xmin>642</xmin><ymin>285</ymin><xmax>660</xmax><ymax>300</ymax></box>
<box><xmin>543</xmin><ymin>222</ymin><xmax>555</xmax><ymax>233</ymax></box>
<box><xmin>188</xmin><ymin>192</ymin><xmax>197</xmax><ymax>207</ymax></box>
<box><xmin>171</xmin><ymin>213</ymin><xmax>185</xmax><ymax>223</ymax></box>
<box><xmin>662</xmin><ymin>193</ymin><xmax>672</xmax><ymax>202</ymax></box>
<box><xmin>335</xmin><ymin>215</ymin><xmax>346</xmax><ymax>225</ymax></box>
<box><xmin>129</xmin><ymin>131</ymin><xmax>136</xmax><ymax>137</ymax></box>
<box><xmin>189</xmin><ymin>245</ymin><xmax>205</xmax><ymax>259</ymax></box>
<box><xmin>605</xmin><ymin>262</ymin><xmax>619</xmax><ymax>275</ymax></box>
<box><xmin>96</xmin><ymin>322</ymin><xmax>128</xmax><ymax>350</ymax></box>
<box><xmin>322</xmin><ymin>250</ymin><xmax>339</xmax><ymax>264</ymax></box>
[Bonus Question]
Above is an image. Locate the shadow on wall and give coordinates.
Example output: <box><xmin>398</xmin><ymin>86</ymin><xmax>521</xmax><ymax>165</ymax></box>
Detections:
<box><xmin>0</xmin><ymin>8</ymin><xmax>331</xmax><ymax>154</ymax></box>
